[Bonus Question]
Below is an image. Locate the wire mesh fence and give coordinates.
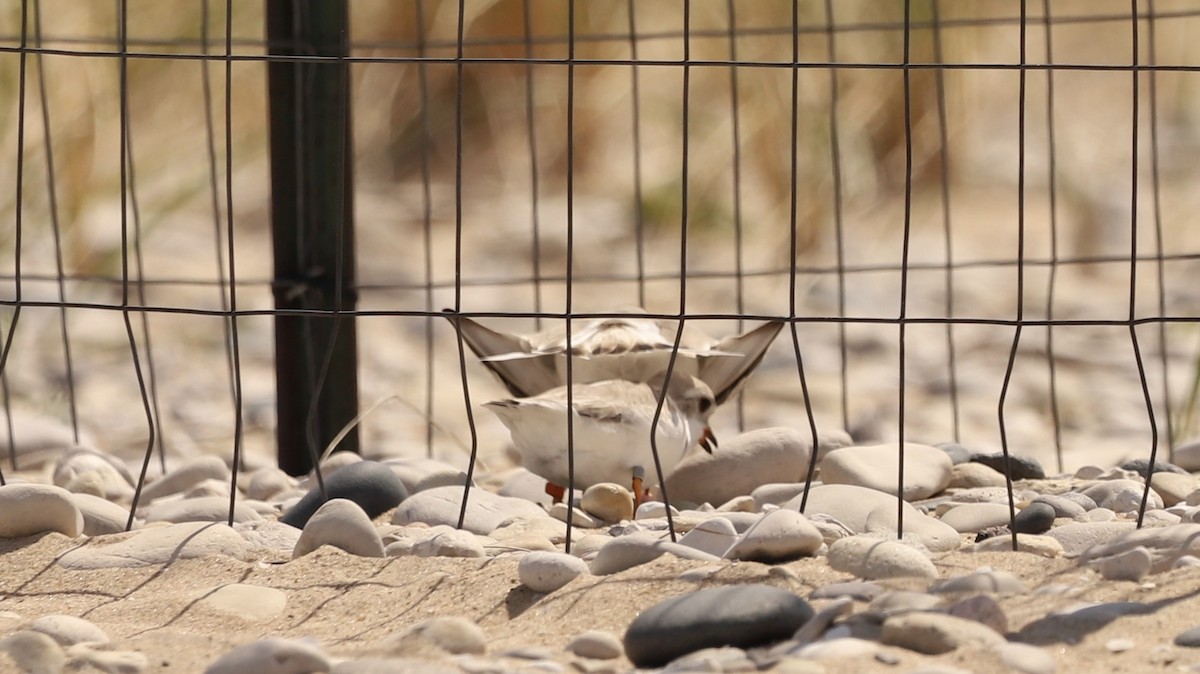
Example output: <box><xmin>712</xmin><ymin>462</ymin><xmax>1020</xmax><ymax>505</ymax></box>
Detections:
<box><xmin>1</xmin><ymin>1</ymin><xmax>1199</xmax><ymax>543</ymax></box>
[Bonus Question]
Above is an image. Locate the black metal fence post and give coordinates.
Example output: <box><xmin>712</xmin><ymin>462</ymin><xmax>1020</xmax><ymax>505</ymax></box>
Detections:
<box><xmin>266</xmin><ymin>0</ymin><xmax>359</xmax><ymax>475</ymax></box>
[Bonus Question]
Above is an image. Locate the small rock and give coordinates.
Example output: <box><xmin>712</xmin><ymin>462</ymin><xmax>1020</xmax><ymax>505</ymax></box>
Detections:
<box><xmin>1045</xmin><ymin>521</ymin><xmax>1137</xmax><ymax>556</ymax></box>
<box><xmin>998</xmin><ymin>642</ymin><xmax>1056</xmax><ymax>674</ymax></box>
<box><xmin>58</xmin><ymin>521</ymin><xmax>246</xmax><ymax>569</ymax></box>
<box><xmin>66</xmin><ymin>643</ymin><xmax>148</xmax><ymax>673</ymax></box>
<box><xmin>29</xmin><ymin>614</ymin><xmax>109</xmax><ymax>646</ymax></box>
<box><xmin>716</xmin><ymin>495</ymin><xmax>757</xmax><ymax>513</ymax></box>
<box><xmin>663</xmin><ymin>646</ymin><xmax>755</xmax><ymax>672</ymax></box>
<box><xmin>790</xmin><ymin>597</ymin><xmax>853</xmax><ymax>644</ymax></box>
<box><xmin>1012</xmin><ymin>502</ymin><xmax>1057</xmax><ymax>535</ymax></box>
<box><xmin>0</xmin><ymin>630</ymin><xmax>66</xmax><ymax>674</ymax></box>
<box><xmin>936</xmin><ymin>442</ymin><xmax>974</xmax><ymax>465</ymax></box>
<box><xmin>868</xmin><ymin>591</ymin><xmax>942</xmax><ymax>617</ymax></box>
<box><xmin>203</xmin><ymin>637</ymin><xmax>330</xmax><ymax>674</ymax></box>
<box><xmin>1150</xmin><ymin>472</ymin><xmax>1200</xmax><ymax>507</ymax></box>
<box><xmin>820</xmin><ymin>442</ymin><xmax>953</xmax><ymax>501</ymax></box>
<box><xmin>946</xmin><ymin>594</ymin><xmax>1008</xmax><ymax>633</ymax></box>
<box><xmin>398</xmin><ymin>617</ymin><xmax>487</xmax><ymax>655</ymax></box>
<box><xmin>566</xmin><ymin>630</ymin><xmax>623</xmax><ymax>660</ymax></box>
<box><xmin>969</xmin><ymin>452</ymin><xmax>1045</xmax><ymax>480</ymax></box>
<box><xmin>53</xmin><ymin>448</ymin><xmax>135</xmax><ymax>501</ymax></box>
<box><xmin>752</xmin><ymin>483</ymin><xmax>810</xmax><ymax>509</ymax></box>
<box><xmin>0</xmin><ymin>483</ymin><xmax>83</xmax><ymax>538</ymax></box>
<box><xmin>810</xmin><ymin>581</ymin><xmax>883</xmax><ymax>601</ymax></box>
<box><xmin>246</xmin><ymin>468</ymin><xmax>293</xmax><ymax>501</ymax></box>
<box><xmin>724</xmin><ymin>509</ymin><xmax>823</xmax><ymax>563</ymax></box>
<box><xmin>792</xmin><ymin>484</ymin><xmax>960</xmax><ymax>552</ymax></box>
<box><xmin>1079</xmin><ymin>523</ymin><xmax>1200</xmax><ymax>572</ymax></box>
<box><xmin>1106</xmin><ymin>638</ymin><xmax>1135</xmax><ymax>652</ymax></box>
<box><xmin>590</xmin><ymin>532</ymin><xmax>718</xmax><ymax>575</ymax></box>
<box><xmin>1096</xmin><ymin>545</ymin><xmax>1153</xmax><ymax>581</ymax></box>
<box><xmin>794</xmin><ymin>637</ymin><xmax>879</xmax><ymax>660</ymax></box>
<box><xmin>1174</xmin><ymin>439</ymin><xmax>1200</xmax><ymax>472</ymax></box>
<box><xmin>292</xmin><ymin>498</ymin><xmax>384</xmax><ymax>559</ymax></box>
<box><xmin>1081</xmin><ymin>480</ymin><xmax>1162</xmax><ymax>513</ymax></box>
<box><xmin>1121</xmin><ymin>458</ymin><xmax>1187</xmax><ymax>478</ymax></box>
<box><xmin>622</xmin><ymin>585</ymin><xmax>814</xmax><ymax>668</ymax></box>
<box><xmin>410</xmin><ymin>527</ymin><xmax>486</xmax><ymax>558</ymax></box>
<box><xmin>826</xmin><ymin>535</ymin><xmax>937</xmax><ymax>580</ymax></box>
<box><xmin>677</xmin><ymin>517</ymin><xmax>739</xmax><ymax>557</ymax></box>
<box><xmin>972</xmin><ymin>534</ymin><xmax>1064</xmax><ymax>558</ymax></box>
<box><xmin>948</xmin><ymin>462</ymin><xmax>1009</xmax><ymax>489</ymax></box>
<box><xmin>1175</xmin><ymin>625</ymin><xmax>1200</xmax><ymax>647</ymax></box>
<box><xmin>1031</xmin><ymin>495</ymin><xmax>1087</xmax><ymax>519</ymax></box>
<box><xmin>880</xmin><ymin>612</ymin><xmax>1006</xmax><ymax>654</ymax></box>
<box><xmin>634</xmin><ymin>501</ymin><xmax>678</xmax><ymax>520</ymax></box>
<box><xmin>392</xmin><ymin>485</ymin><xmax>543</xmax><ymax>535</ymax></box>
<box><xmin>580</xmin><ymin>483</ymin><xmax>634</xmax><ymax>522</ymax></box>
<box><xmin>549</xmin><ymin>502</ymin><xmax>602</xmax><ymax>529</ymax></box>
<box><xmin>283</xmin><ymin>461</ymin><xmax>408</xmax><ymax>529</ymax></box>
<box><xmin>70</xmin><ymin>492</ymin><xmax>132</xmax><ymax>536</ymax></box>
<box><xmin>143</xmin><ymin>496</ymin><xmax>261</xmax><ymax>525</ymax></box>
<box><xmin>518</xmin><ymin>551</ymin><xmax>589</xmax><ymax>593</ymax></box>
<box><xmin>940</xmin><ymin>503</ymin><xmax>1013</xmax><ymax>534</ymax></box>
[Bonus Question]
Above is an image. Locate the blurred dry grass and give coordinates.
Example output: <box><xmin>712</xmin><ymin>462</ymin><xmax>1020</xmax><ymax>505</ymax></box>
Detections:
<box><xmin>1</xmin><ymin>1</ymin><xmax>1200</xmax><ymax>464</ymax></box>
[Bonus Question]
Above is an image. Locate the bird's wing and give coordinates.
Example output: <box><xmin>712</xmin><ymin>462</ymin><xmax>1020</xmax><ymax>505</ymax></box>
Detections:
<box><xmin>446</xmin><ymin>313</ymin><xmax>561</xmax><ymax>398</ymax></box>
<box><xmin>697</xmin><ymin>321</ymin><xmax>784</xmax><ymax>405</ymax></box>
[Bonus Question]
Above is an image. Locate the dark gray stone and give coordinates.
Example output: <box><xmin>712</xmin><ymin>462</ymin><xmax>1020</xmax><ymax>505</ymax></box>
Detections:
<box><xmin>810</xmin><ymin>581</ymin><xmax>883</xmax><ymax>602</ymax></box>
<box><xmin>1032</xmin><ymin>494</ymin><xmax>1087</xmax><ymax>519</ymax></box>
<box><xmin>623</xmin><ymin>585</ymin><xmax>813</xmax><ymax>668</ymax></box>
<box><xmin>1121</xmin><ymin>458</ymin><xmax>1188</xmax><ymax>479</ymax></box>
<box><xmin>1176</xmin><ymin>626</ymin><xmax>1200</xmax><ymax>647</ymax></box>
<box><xmin>1012</xmin><ymin>502</ymin><xmax>1056</xmax><ymax>535</ymax></box>
<box><xmin>280</xmin><ymin>461</ymin><xmax>407</xmax><ymax>529</ymax></box>
<box><xmin>935</xmin><ymin>442</ymin><xmax>973</xmax><ymax>465</ymax></box>
<box><xmin>970</xmin><ymin>453</ymin><xmax>1046</xmax><ymax>480</ymax></box>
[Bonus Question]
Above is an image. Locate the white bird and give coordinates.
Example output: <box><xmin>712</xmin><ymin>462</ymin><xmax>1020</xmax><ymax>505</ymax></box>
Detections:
<box><xmin>484</xmin><ymin>369</ymin><xmax>717</xmax><ymax>506</ymax></box>
<box><xmin>448</xmin><ymin>308</ymin><xmax>782</xmax><ymax>407</ymax></box>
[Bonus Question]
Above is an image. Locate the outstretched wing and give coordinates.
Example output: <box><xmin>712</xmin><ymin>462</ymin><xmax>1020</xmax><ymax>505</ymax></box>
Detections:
<box><xmin>697</xmin><ymin>321</ymin><xmax>784</xmax><ymax>405</ymax></box>
<box><xmin>444</xmin><ymin>312</ymin><xmax>561</xmax><ymax>398</ymax></box>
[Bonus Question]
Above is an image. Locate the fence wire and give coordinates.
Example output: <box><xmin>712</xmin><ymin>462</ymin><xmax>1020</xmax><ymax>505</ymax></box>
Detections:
<box><xmin>0</xmin><ymin>1</ymin><xmax>1197</xmax><ymax>547</ymax></box>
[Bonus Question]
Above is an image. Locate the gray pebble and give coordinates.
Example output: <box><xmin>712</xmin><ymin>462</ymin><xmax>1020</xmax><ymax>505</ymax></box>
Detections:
<box><xmin>969</xmin><ymin>452</ymin><xmax>1045</xmax><ymax>480</ymax></box>
<box><xmin>1013</xmin><ymin>502</ymin><xmax>1057</xmax><ymax>535</ymax></box>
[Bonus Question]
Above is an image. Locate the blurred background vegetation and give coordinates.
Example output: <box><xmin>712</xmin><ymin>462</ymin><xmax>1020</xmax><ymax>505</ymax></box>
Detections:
<box><xmin>1</xmin><ymin>1</ymin><xmax>1199</xmax><ymax>466</ymax></box>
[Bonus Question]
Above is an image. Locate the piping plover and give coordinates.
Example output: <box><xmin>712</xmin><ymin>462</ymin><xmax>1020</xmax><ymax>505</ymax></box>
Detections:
<box><xmin>484</xmin><ymin>369</ymin><xmax>717</xmax><ymax>505</ymax></box>
<box><xmin>449</xmin><ymin>309</ymin><xmax>782</xmax><ymax>406</ymax></box>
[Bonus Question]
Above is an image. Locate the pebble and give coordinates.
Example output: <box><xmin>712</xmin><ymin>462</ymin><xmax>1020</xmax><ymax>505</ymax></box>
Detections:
<box><xmin>677</xmin><ymin>516</ymin><xmax>739</xmax><ymax>557</ymax></box>
<box><xmin>489</xmin><ymin>516</ymin><xmax>570</xmax><ymax>547</ymax></box>
<box><xmin>412</xmin><ymin>469</ymin><xmax>471</xmax><ymax>493</ymax></box>
<box><xmin>139</xmin><ymin>455</ymin><xmax>229</xmax><ymax>503</ymax></box>
<box><xmin>936</xmin><ymin>442</ymin><xmax>974</xmax><ymax>464</ymax></box>
<box><xmin>794</xmin><ymin>637</ymin><xmax>880</xmax><ymax>660</ymax></box>
<box><xmin>1044</xmin><ymin>521</ymin><xmax>1137</xmax><ymax>556</ymax></box>
<box><xmin>566</xmin><ymin>630</ymin><xmax>623</xmax><ymax>660</ymax></box>
<box><xmin>196</xmin><ymin>583</ymin><xmax>288</xmax><ymax>621</ymax></box>
<box><xmin>29</xmin><ymin>614</ymin><xmax>109</xmax><ymax>645</ymax></box>
<box><xmin>945</xmin><ymin>594</ymin><xmax>1008</xmax><ymax>633</ymax></box>
<box><xmin>293</xmin><ymin>498</ymin><xmax>384</xmax><ymax>559</ymax></box>
<box><xmin>663</xmin><ymin>645</ymin><xmax>755</xmax><ymax>672</ymax></box>
<box><xmin>791</xmin><ymin>484</ymin><xmax>960</xmax><ymax>552</ymax></box>
<box><xmin>1012</xmin><ymin>502</ymin><xmax>1057</xmax><ymax>534</ymax></box>
<box><xmin>1106</xmin><ymin>638</ymin><xmax>1135</xmax><ymax>652</ymax></box>
<box><xmin>972</xmin><ymin>534</ymin><xmax>1064</xmax><ymax>558</ymax></box>
<box><xmin>1079</xmin><ymin>523</ymin><xmax>1200</xmax><ymax>572</ymax></box>
<box><xmin>932</xmin><ymin>569</ymin><xmax>1026</xmax><ymax>594</ymax></box>
<box><xmin>411</xmin><ymin>527</ymin><xmax>486</xmax><ymax>558</ymax></box>
<box><xmin>548</xmin><ymin>502</ymin><xmax>602</xmax><ymax>529</ymax></box>
<box><xmin>589</xmin><ymin>532</ymin><xmax>719</xmax><ymax>576</ymax></box>
<box><xmin>58</xmin><ymin>521</ymin><xmax>246</xmax><ymax>569</ymax></box>
<box><xmin>939</xmin><ymin>503</ymin><xmax>1012</xmax><ymax>534</ymax></box>
<box><xmin>203</xmin><ymin>637</ymin><xmax>331</xmax><ymax>674</ymax></box>
<box><xmin>662</xmin><ymin>428</ymin><xmax>821</xmax><ymax>507</ymax></box>
<box><xmin>724</xmin><ymin>509</ymin><xmax>823</xmax><ymax>563</ymax></box>
<box><xmin>819</xmin><ymin>442</ymin><xmax>953</xmax><ymax>501</ymax></box>
<box><xmin>0</xmin><ymin>630</ymin><xmax>66</xmax><ymax>674</ymax></box>
<box><xmin>998</xmin><ymin>642</ymin><xmax>1057</xmax><ymax>674</ymax></box>
<box><xmin>1121</xmin><ymin>458</ymin><xmax>1188</xmax><ymax>478</ymax></box>
<box><xmin>880</xmin><ymin>612</ymin><xmax>1006</xmax><ymax>654</ymax></box>
<box><xmin>1081</xmin><ymin>480</ymin><xmax>1162</xmax><ymax>513</ymax></box>
<box><xmin>245</xmin><ymin>467</ymin><xmax>294</xmax><ymax>501</ymax></box>
<box><xmin>143</xmin><ymin>496</ymin><xmax>262</xmax><ymax>525</ymax></box>
<box><xmin>391</xmin><ymin>485</ymin><xmax>544</xmax><ymax>535</ymax></box>
<box><xmin>969</xmin><ymin>452</ymin><xmax>1046</xmax><ymax>480</ymax></box>
<box><xmin>580</xmin><ymin>483</ymin><xmax>634</xmax><ymax>522</ymax></box>
<box><xmin>622</xmin><ymin>585</ymin><xmax>814</xmax><ymax>668</ymax></box>
<box><xmin>1031</xmin><ymin>494</ymin><xmax>1087</xmax><ymax>519</ymax></box>
<box><xmin>1095</xmin><ymin>545</ymin><xmax>1153</xmax><ymax>581</ymax></box>
<box><xmin>826</xmin><ymin>535</ymin><xmax>937</xmax><ymax>580</ymax></box>
<box><xmin>868</xmin><ymin>591</ymin><xmax>942</xmax><ymax>617</ymax></box>
<box><xmin>1150</xmin><ymin>472</ymin><xmax>1200</xmax><ymax>507</ymax></box>
<box><xmin>52</xmin><ymin>448</ymin><xmax>135</xmax><ymax>501</ymax></box>
<box><xmin>282</xmin><ymin>460</ymin><xmax>408</xmax><ymax>529</ymax></box>
<box><xmin>1175</xmin><ymin>626</ymin><xmax>1200</xmax><ymax>647</ymax></box>
<box><xmin>947</xmin><ymin>462</ymin><xmax>1008</xmax><ymax>488</ymax></box>
<box><xmin>716</xmin><ymin>495</ymin><xmax>758</xmax><ymax>513</ymax></box>
<box><xmin>394</xmin><ymin>617</ymin><xmax>487</xmax><ymax>655</ymax></box>
<box><xmin>634</xmin><ymin>501</ymin><xmax>679</xmax><ymax>520</ymax></box>
<box><xmin>752</xmin><ymin>482</ymin><xmax>811</xmax><ymax>509</ymax></box>
<box><xmin>385</xmin><ymin>457</ymin><xmax>469</xmax><ymax>495</ymax></box>
<box><xmin>515</xmin><ymin>551</ymin><xmax>591</xmax><ymax>593</ymax></box>
<box><xmin>0</xmin><ymin>483</ymin><xmax>83</xmax><ymax>538</ymax></box>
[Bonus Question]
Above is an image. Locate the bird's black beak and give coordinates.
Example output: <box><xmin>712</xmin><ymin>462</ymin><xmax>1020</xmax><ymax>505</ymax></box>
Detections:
<box><xmin>699</xmin><ymin>426</ymin><xmax>718</xmax><ymax>454</ymax></box>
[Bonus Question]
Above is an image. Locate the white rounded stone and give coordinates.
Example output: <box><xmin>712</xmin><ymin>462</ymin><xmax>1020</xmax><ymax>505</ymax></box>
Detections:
<box><xmin>203</xmin><ymin>637</ymin><xmax>330</xmax><ymax>674</ymax></box>
<box><xmin>143</xmin><ymin>496</ymin><xmax>261</xmax><ymax>525</ymax></box>
<box><xmin>70</xmin><ymin>493</ymin><xmax>134</xmax><ymax>536</ymax></box>
<box><xmin>518</xmin><ymin>551</ymin><xmax>589</xmax><ymax>593</ymax></box>
<box><xmin>793</xmin><ymin>484</ymin><xmax>960</xmax><ymax>552</ymax></box>
<box><xmin>140</xmin><ymin>455</ymin><xmax>229</xmax><ymax>503</ymax></box>
<box><xmin>293</xmin><ymin>498</ymin><xmax>384</xmax><ymax>559</ymax></box>
<box><xmin>580</xmin><ymin>483</ymin><xmax>634</xmax><ymax>522</ymax></box>
<box><xmin>58</xmin><ymin>521</ymin><xmax>246</xmax><ymax>569</ymax></box>
<box><xmin>566</xmin><ymin>630</ymin><xmax>623</xmax><ymax>659</ymax></box>
<box><xmin>392</xmin><ymin>486</ymin><xmax>548</xmax><ymax>535</ymax></box>
<box><xmin>819</xmin><ymin>442</ymin><xmax>952</xmax><ymax>501</ymax></box>
<box><xmin>939</xmin><ymin>503</ymin><xmax>1014</xmax><ymax>534</ymax></box>
<box><xmin>0</xmin><ymin>630</ymin><xmax>66</xmax><ymax>674</ymax></box>
<box><xmin>29</xmin><ymin>614</ymin><xmax>109</xmax><ymax>646</ymax></box>
<box><xmin>724</xmin><ymin>509</ymin><xmax>823</xmax><ymax>562</ymax></box>
<box><xmin>410</xmin><ymin>527</ymin><xmax>485</xmax><ymax>558</ymax></box>
<box><xmin>826</xmin><ymin>535</ymin><xmax>937</xmax><ymax>580</ymax></box>
<box><xmin>0</xmin><ymin>483</ymin><xmax>83</xmax><ymax>538</ymax></box>
<box><xmin>677</xmin><ymin>516</ymin><xmax>739</xmax><ymax>557</ymax></box>
<box><xmin>53</xmin><ymin>449</ymin><xmax>135</xmax><ymax>501</ymax></box>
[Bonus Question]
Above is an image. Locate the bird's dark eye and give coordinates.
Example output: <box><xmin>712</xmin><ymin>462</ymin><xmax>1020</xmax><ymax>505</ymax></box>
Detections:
<box><xmin>699</xmin><ymin>397</ymin><xmax>713</xmax><ymax>414</ymax></box>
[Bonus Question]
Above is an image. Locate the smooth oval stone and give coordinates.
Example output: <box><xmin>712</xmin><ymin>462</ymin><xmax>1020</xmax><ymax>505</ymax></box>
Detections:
<box><xmin>1081</xmin><ymin>480</ymin><xmax>1162</xmax><ymax>513</ymax></box>
<box><xmin>935</xmin><ymin>442</ymin><xmax>974</xmax><ymax>465</ymax></box>
<box><xmin>53</xmin><ymin>449</ymin><xmax>135</xmax><ymax>501</ymax></box>
<box><xmin>972</xmin><ymin>533</ymin><xmax>1064</xmax><ymax>558</ymax></box>
<box><xmin>29</xmin><ymin>615</ymin><xmax>109</xmax><ymax>646</ymax></box>
<box><xmin>826</xmin><ymin>536</ymin><xmax>937</xmax><ymax>580</ymax></box>
<box><xmin>998</xmin><ymin>642</ymin><xmax>1056</xmax><ymax>674</ymax></box>
<box><xmin>580</xmin><ymin>483</ymin><xmax>633</xmax><ymax>523</ymax></box>
<box><xmin>395</xmin><ymin>617</ymin><xmax>487</xmax><ymax>655</ymax></box>
<box><xmin>282</xmin><ymin>461</ymin><xmax>408</xmax><ymax>529</ymax></box>
<box><xmin>820</xmin><ymin>442</ymin><xmax>953</xmax><ymax>501</ymax></box>
<box><xmin>68</xmin><ymin>492</ymin><xmax>131</xmax><ymax>536</ymax></box>
<box><xmin>1013</xmin><ymin>502</ymin><xmax>1057</xmax><ymax>535</ymax></box>
<box><xmin>1175</xmin><ymin>625</ymin><xmax>1200</xmax><ymax>647</ymax></box>
<box><xmin>382</xmin><ymin>457</ymin><xmax>467</xmax><ymax>495</ymax></box>
<box><xmin>391</xmin><ymin>485</ymin><xmax>543</xmax><ymax>535</ymax></box>
<box><xmin>143</xmin><ymin>496</ymin><xmax>261</xmax><ymax>525</ymax></box>
<box><xmin>969</xmin><ymin>452</ymin><xmax>1045</xmax><ymax>480</ymax></box>
<box><xmin>1150</xmin><ymin>472</ymin><xmax>1200</xmax><ymax>507</ymax></box>
<box><xmin>246</xmin><ymin>468</ymin><xmax>293</xmax><ymax>501</ymax></box>
<box><xmin>946</xmin><ymin>594</ymin><xmax>1008</xmax><ymax>633</ymax></box>
<box><xmin>0</xmin><ymin>484</ymin><xmax>83</xmax><ymax>538</ymax></box>
<box><xmin>410</xmin><ymin>527</ymin><xmax>485</xmax><ymax>558</ymax></box>
<box><xmin>140</xmin><ymin>455</ymin><xmax>229</xmax><ymax>503</ymax></box>
<box><xmin>794</xmin><ymin>484</ymin><xmax>960</xmax><ymax>552</ymax></box>
<box><xmin>724</xmin><ymin>509</ymin><xmax>823</xmax><ymax>563</ymax></box>
<box><xmin>1045</xmin><ymin>521</ymin><xmax>1137</xmax><ymax>556</ymax></box>
<box><xmin>518</xmin><ymin>551</ymin><xmax>589</xmax><ymax>593</ymax></box>
<box><xmin>677</xmin><ymin>516</ymin><xmax>739</xmax><ymax>557</ymax></box>
<box><xmin>293</xmin><ymin>498</ymin><xmax>384</xmax><ymax>559</ymax></box>
<box><xmin>752</xmin><ymin>483</ymin><xmax>811</xmax><ymax>509</ymax></box>
<box><xmin>623</xmin><ymin>585</ymin><xmax>814</xmax><ymax>668</ymax></box>
<box><xmin>947</xmin><ymin>462</ymin><xmax>1008</xmax><ymax>489</ymax></box>
<box><xmin>663</xmin><ymin>428</ymin><xmax>822</xmax><ymax>507</ymax></box>
<box><xmin>868</xmin><ymin>591</ymin><xmax>942</xmax><ymax>617</ymax></box>
<box><xmin>1031</xmin><ymin>495</ymin><xmax>1087</xmax><ymax>519</ymax></box>
<box><xmin>1097</xmin><ymin>545</ymin><xmax>1153</xmax><ymax>582</ymax></box>
<box><xmin>1121</xmin><ymin>458</ymin><xmax>1187</xmax><ymax>478</ymax></box>
<box><xmin>880</xmin><ymin>612</ymin><xmax>1006</xmax><ymax>654</ymax></box>
<box><xmin>58</xmin><ymin>522</ymin><xmax>246</xmax><ymax>569</ymax></box>
<box><xmin>0</xmin><ymin>630</ymin><xmax>66</xmax><ymax>674</ymax></box>
<box><xmin>566</xmin><ymin>630</ymin><xmax>623</xmax><ymax>660</ymax></box>
<box><xmin>203</xmin><ymin>637</ymin><xmax>330</xmax><ymax>674</ymax></box>
<box><xmin>795</xmin><ymin>637</ymin><xmax>879</xmax><ymax>660</ymax></box>
<box><xmin>931</xmin><ymin>569</ymin><xmax>1026</xmax><ymax>594</ymax></box>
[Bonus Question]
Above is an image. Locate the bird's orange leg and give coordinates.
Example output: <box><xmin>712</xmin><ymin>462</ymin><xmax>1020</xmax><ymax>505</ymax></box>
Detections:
<box><xmin>544</xmin><ymin>481</ymin><xmax>566</xmax><ymax>504</ymax></box>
